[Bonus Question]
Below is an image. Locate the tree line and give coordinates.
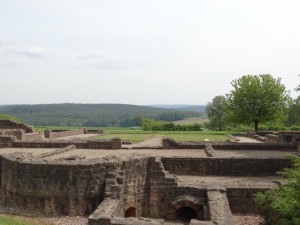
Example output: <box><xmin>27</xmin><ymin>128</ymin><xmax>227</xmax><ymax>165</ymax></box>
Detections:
<box><xmin>0</xmin><ymin>103</ymin><xmax>203</xmax><ymax>127</ymax></box>
<box><xmin>142</xmin><ymin>118</ymin><xmax>203</xmax><ymax>131</ymax></box>
<box><xmin>206</xmin><ymin>74</ymin><xmax>300</xmax><ymax>131</ymax></box>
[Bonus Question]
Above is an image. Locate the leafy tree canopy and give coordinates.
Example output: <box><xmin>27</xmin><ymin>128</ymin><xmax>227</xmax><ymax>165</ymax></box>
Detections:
<box><xmin>227</xmin><ymin>74</ymin><xmax>290</xmax><ymax>130</ymax></box>
<box><xmin>206</xmin><ymin>95</ymin><xmax>229</xmax><ymax>131</ymax></box>
<box><xmin>255</xmin><ymin>156</ymin><xmax>300</xmax><ymax>225</ymax></box>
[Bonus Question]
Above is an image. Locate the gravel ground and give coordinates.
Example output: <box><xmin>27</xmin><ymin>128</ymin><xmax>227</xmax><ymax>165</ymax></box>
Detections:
<box><xmin>215</xmin><ymin>150</ymin><xmax>295</xmax><ymax>158</ymax></box>
<box><xmin>0</xmin><ymin>194</ymin><xmax>267</xmax><ymax>225</ymax></box>
<box><xmin>47</xmin><ymin>148</ymin><xmax>208</xmax><ymax>159</ymax></box>
<box><xmin>235</xmin><ymin>137</ymin><xmax>262</xmax><ymax>143</ymax></box>
<box><xmin>0</xmin><ymin>148</ymin><xmax>56</xmax><ymax>156</ymax></box>
<box><xmin>53</xmin><ymin>134</ymin><xmax>99</xmax><ymax>140</ymax></box>
<box><xmin>177</xmin><ymin>175</ymin><xmax>284</xmax><ymax>188</ymax></box>
<box><xmin>0</xmin><ymin>197</ymin><xmax>88</xmax><ymax>225</ymax></box>
<box><xmin>233</xmin><ymin>214</ymin><xmax>266</xmax><ymax>225</ymax></box>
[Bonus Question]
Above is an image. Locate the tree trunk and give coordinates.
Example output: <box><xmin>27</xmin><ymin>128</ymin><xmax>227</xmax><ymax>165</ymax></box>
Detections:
<box><xmin>254</xmin><ymin>120</ymin><xmax>259</xmax><ymax>131</ymax></box>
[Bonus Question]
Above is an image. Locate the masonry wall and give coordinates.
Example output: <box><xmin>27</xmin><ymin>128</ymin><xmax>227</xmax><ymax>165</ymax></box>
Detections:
<box><xmin>0</xmin><ymin>136</ymin><xmax>15</xmax><ymax>147</ymax></box>
<box><xmin>161</xmin><ymin>158</ymin><xmax>292</xmax><ymax>176</ymax></box>
<box><xmin>162</xmin><ymin>138</ymin><xmax>297</xmax><ymax>151</ymax></box>
<box><xmin>265</xmin><ymin>134</ymin><xmax>279</xmax><ymax>143</ymax></box>
<box><xmin>0</xmin><ymin>156</ymin><xmax>110</xmax><ymax>215</ymax></box>
<box><xmin>0</xmin><ymin>120</ymin><xmax>33</xmax><ymax>133</ymax></box>
<box><xmin>226</xmin><ymin>188</ymin><xmax>269</xmax><ymax>213</ymax></box>
<box><xmin>162</xmin><ymin>138</ymin><xmax>205</xmax><ymax>149</ymax></box>
<box><xmin>0</xmin><ymin>130</ymin><xmax>43</xmax><ymax>142</ymax></box>
<box><xmin>122</xmin><ymin>157</ymin><xmax>149</xmax><ymax>217</ymax></box>
<box><xmin>212</xmin><ymin>142</ymin><xmax>297</xmax><ymax>151</ymax></box>
<box><xmin>146</xmin><ymin>157</ymin><xmax>178</xmax><ymax>219</ymax></box>
<box><xmin>11</xmin><ymin>138</ymin><xmax>122</xmax><ymax>149</ymax></box>
<box><xmin>44</xmin><ymin>128</ymin><xmax>86</xmax><ymax>139</ymax></box>
<box><xmin>22</xmin><ymin>132</ymin><xmax>43</xmax><ymax>142</ymax></box>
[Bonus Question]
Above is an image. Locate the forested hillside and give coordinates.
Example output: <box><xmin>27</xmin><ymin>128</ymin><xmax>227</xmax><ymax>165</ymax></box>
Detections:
<box><xmin>0</xmin><ymin>104</ymin><xmax>201</xmax><ymax>127</ymax></box>
<box><xmin>150</xmin><ymin>105</ymin><xmax>206</xmax><ymax>113</ymax></box>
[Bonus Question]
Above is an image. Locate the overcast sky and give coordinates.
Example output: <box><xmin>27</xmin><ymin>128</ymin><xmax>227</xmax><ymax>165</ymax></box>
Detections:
<box><xmin>0</xmin><ymin>0</ymin><xmax>299</xmax><ymax>105</ymax></box>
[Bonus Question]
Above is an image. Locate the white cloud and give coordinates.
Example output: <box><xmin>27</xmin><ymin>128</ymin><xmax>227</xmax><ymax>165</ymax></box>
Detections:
<box><xmin>75</xmin><ymin>59</ymin><xmax>150</xmax><ymax>71</ymax></box>
<box><xmin>18</xmin><ymin>47</ymin><xmax>47</xmax><ymax>58</ymax></box>
<box><xmin>0</xmin><ymin>62</ymin><xmax>22</xmax><ymax>68</ymax></box>
<box><xmin>0</xmin><ymin>37</ymin><xmax>7</xmax><ymax>45</ymax></box>
<box><xmin>75</xmin><ymin>54</ymin><xmax>103</xmax><ymax>60</ymax></box>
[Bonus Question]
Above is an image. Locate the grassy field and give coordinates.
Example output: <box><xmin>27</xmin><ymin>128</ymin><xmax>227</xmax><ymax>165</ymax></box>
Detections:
<box><xmin>164</xmin><ymin>132</ymin><xmax>228</xmax><ymax>142</ymax></box>
<box><xmin>36</xmin><ymin>126</ymin><xmax>245</xmax><ymax>143</ymax></box>
<box><xmin>0</xmin><ymin>215</ymin><xmax>51</xmax><ymax>225</ymax></box>
<box><xmin>87</xmin><ymin>133</ymin><xmax>155</xmax><ymax>143</ymax></box>
<box><xmin>87</xmin><ymin>131</ymin><xmax>233</xmax><ymax>142</ymax></box>
<box><xmin>174</xmin><ymin>117</ymin><xmax>209</xmax><ymax>125</ymax></box>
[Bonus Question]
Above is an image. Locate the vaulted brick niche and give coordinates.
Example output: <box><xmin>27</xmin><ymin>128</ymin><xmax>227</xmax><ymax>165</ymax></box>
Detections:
<box><xmin>167</xmin><ymin>195</ymin><xmax>209</xmax><ymax>221</ymax></box>
<box><xmin>125</xmin><ymin>207</ymin><xmax>137</xmax><ymax>218</ymax></box>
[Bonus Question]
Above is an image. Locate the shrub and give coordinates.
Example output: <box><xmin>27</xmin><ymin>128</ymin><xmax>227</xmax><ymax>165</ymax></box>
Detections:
<box><xmin>255</xmin><ymin>156</ymin><xmax>300</xmax><ymax>225</ymax></box>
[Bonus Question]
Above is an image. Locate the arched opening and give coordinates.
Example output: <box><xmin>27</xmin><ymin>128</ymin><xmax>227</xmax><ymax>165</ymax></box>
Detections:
<box><xmin>176</xmin><ymin>207</ymin><xmax>197</xmax><ymax>222</ymax></box>
<box><xmin>125</xmin><ymin>207</ymin><xmax>137</xmax><ymax>218</ymax></box>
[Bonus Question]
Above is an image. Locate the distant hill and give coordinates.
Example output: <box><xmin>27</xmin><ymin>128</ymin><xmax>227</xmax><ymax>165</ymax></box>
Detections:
<box><xmin>150</xmin><ymin>105</ymin><xmax>206</xmax><ymax>113</ymax></box>
<box><xmin>0</xmin><ymin>104</ymin><xmax>201</xmax><ymax>127</ymax></box>
<box><xmin>174</xmin><ymin>117</ymin><xmax>209</xmax><ymax>125</ymax></box>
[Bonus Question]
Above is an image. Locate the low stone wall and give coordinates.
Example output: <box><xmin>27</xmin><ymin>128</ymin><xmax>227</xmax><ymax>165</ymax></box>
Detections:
<box><xmin>0</xmin><ymin>136</ymin><xmax>15</xmax><ymax>147</ymax></box>
<box><xmin>22</xmin><ymin>132</ymin><xmax>43</xmax><ymax>142</ymax></box>
<box><xmin>11</xmin><ymin>138</ymin><xmax>122</xmax><ymax>149</ymax></box>
<box><xmin>0</xmin><ymin>129</ymin><xmax>42</xmax><ymax>142</ymax></box>
<box><xmin>163</xmin><ymin>138</ymin><xmax>205</xmax><ymax>149</ymax></box>
<box><xmin>39</xmin><ymin>145</ymin><xmax>76</xmax><ymax>158</ymax></box>
<box><xmin>1</xmin><ymin>154</ymin><xmax>109</xmax><ymax>215</ymax></box>
<box><xmin>265</xmin><ymin>134</ymin><xmax>279</xmax><ymax>143</ymax></box>
<box><xmin>162</xmin><ymin>138</ymin><xmax>297</xmax><ymax>151</ymax></box>
<box><xmin>44</xmin><ymin>128</ymin><xmax>86</xmax><ymax>139</ymax></box>
<box><xmin>0</xmin><ymin>129</ymin><xmax>23</xmax><ymax>140</ymax></box>
<box><xmin>0</xmin><ymin>120</ymin><xmax>33</xmax><ymax>133</ymax></box>
<box><xmin>227</xmin><ymin>188</ymin><xmax>269</xmax><ymax>213</ymax></box>
<box><xmin>251</xmin><ymin>131</ymin><xmax>300</xmax><ymax>144</ymax></box>
<box><xmin>161</xmin><ymin>158</ymin><xmax>292</xmax><ymax>176</ymax></box>
<box><xmin>212</xmin><ymin>142</ymin><xmax>297</xmax><ymax>151</ymax></box>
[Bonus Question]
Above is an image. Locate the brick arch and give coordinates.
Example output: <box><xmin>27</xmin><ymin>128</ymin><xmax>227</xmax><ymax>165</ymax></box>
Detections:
<box><xmin>167</xmin><ymin>195</ymin><xmax>206</xmax><ymax>220</ymax></box>
<box><xmin>124</xmin><ymin>202</ymin><xmax>137</xmax><ymax>218</ymax></box>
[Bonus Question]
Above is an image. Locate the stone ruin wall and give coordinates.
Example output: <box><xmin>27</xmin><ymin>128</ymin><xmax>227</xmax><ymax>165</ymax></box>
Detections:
<box><xmin>21</xmin><ymin>132</ymin><xmax>43</xmax><ymax>142</ymax></box>
<box><xmin>0</xmin><ymin>152</ymin><xmax>293</xmax><ymax>225</ymax></box>
<box><xmin>0</xmin><ymin>120</ymin><xmax>33</xmax><ymax>133</ymax></box>
<box><xmin>0</xmin><ymin>137</ymin><xmax>122</xmax><ymax>149</ymax></box>
<box><xmin>160</xmin><ymin>158</ymin><xmax>292</xmax><ymax>177</ymax></box>
<box><xmin>0</xmin><ymin>130</ymin><xmax>43</xmax><ymax>142</ymax></box>
<box><xmin>0</xmin><ymin>155</ymin><xmax>109</xmax><ymax>215</ymax></box>
<box><xmin>250</xmin><ymin>131</ymin><xmax>300</xmax><ymax>144</ymax></box>
<box><xmin>162</xmin><ymin>138</ymin><xmax>297</xmax><ymax>151</ymax></box>
<box><xmin>0</xmin><ymin>154</ymin><xmax>209</xmax><ymax>221</ymax></box>
<box><xmin>44</xmin><ymin>128</ymin><xmax>87</xmax><ymax>139</ymax></box>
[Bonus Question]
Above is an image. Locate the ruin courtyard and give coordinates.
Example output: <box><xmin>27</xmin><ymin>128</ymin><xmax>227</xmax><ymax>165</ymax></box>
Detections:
<box><xmin>0</xmin><ymin>120</ymin><xmax>299</xmax><ymax>225</ymax></box>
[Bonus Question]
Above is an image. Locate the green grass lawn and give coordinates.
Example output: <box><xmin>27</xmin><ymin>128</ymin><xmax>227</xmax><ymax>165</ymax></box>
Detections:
<box><xmin>87</xmin><ymin>133</ymin><xmax>154</xmax><ymax>143</ymax></box>
<box><xmin>163</xmin><ymin>133</ymin><xmax>228</xmax><ymax>142</ymax></box>
<box><xmin>0</xmin><ymin>215</ymin><xmax>51</xmax><ymax>225</ymax></box>
<box><xmin>87</xmin><ymin>131</ymin><xmax>232</xmax><ymax>142</ymax></box>
<box><xmin>35</xmin><ymin>126</ymin><xmax>245</xmax><ymax>143</ymax></box>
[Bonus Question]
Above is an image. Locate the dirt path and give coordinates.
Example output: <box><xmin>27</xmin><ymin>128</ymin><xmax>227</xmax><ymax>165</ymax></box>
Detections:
<box><xmin>235</xmin><ymin>136</ymin><xmax>262</xmax><ymax>143</ymax></box>
<box><xmin>130</xmin><ymin>135</ymin><xmax>164</xmax><ymax>148</ymax></box>
<box><xmin>52</xmin><ymin>134</ymin><xmax>99</xmax><ymax>140</ymax></box>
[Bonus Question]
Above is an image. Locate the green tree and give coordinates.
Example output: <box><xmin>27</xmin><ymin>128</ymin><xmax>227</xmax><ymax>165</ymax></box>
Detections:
<box><xmin>206</xmin><ymin>95</ymin><xmax>229</xmax><ymax>131</ymax></box>
<box><xmin>134</xmin><ymin>114</ymin><xmax>145</xmax><ymax>127</ymax></box>
<box><xmin>227</xmin><ymin>74</ymin><xmax>290</xmax><ymax>131</ymax></box>
<box><xmin>286</xmin><ymin>97</ymin><xmax>300</xmax><ymax>126</ymax></box>
<box><xmin>255</xmin><ymin>156</ymin><xmax>300</xmax><ymax>225</ymax></box>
